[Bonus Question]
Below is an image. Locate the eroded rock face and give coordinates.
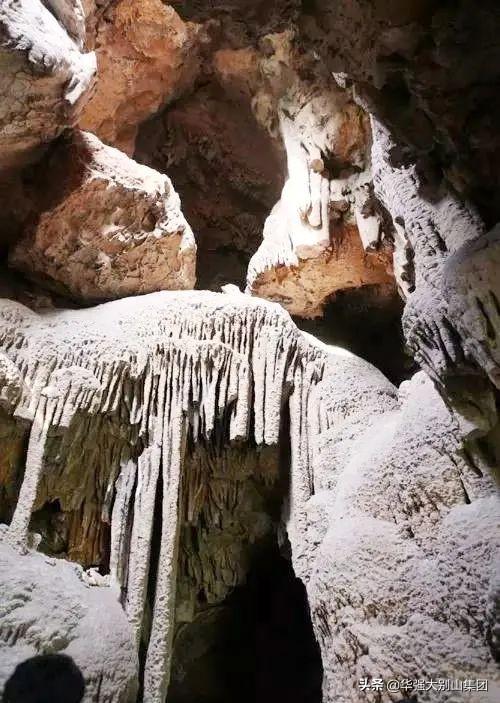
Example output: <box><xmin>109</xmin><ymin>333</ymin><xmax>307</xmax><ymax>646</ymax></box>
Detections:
<box><xmin>248</xmin><ymin>217</ymin><xmax>394</xmax><ymax>318</ymax></box>
<box><xmin>43</xmin><ymin>0</ymin><xmax>88</xmax><ymax>47</ymax></box>
<box><xmin>295</xmin><ymin>1</ymin><xmax>500</xmax><ymax>428</ymax></box>
<box><xmin>176</xmin><ymin>442</ymin><xmax>281</xmax><ymax>620</ymax></box>
<box><xmin>244</xmin><ymin>33</ymin><xmax>395</xmax><ymax>316</ymax></box>
<box><xmin>78</xmin><ymin>0</ymin><xmax>204</xmax><ymax>154</ymax></box>
<box><xmin>300</xmin><ymin>0</ymin><xmax>500</xmax><ymax>227</ymax></box>
<box><xmin>135</xmin><ymin>83</ymin><xmax>284</xmax><ymax>290</ymax></box>
<box><xmin>9</xmin><ymin>130</ymin><xmax>196</xmax><ymax>302</ymax></box>
<box><xmin>370</xmin><ymin>118</ymin><xmax>500</xmax><ymax>430</ymax></box>
<box><xmin>294</xmin><ymin>364</ymin><xmax>500</xmax><ymax>702</ymax></box>
<box><xmin>1</xmin><ymin>4</ymin><xmax>500</xmax><ymax>703</ymax></box>
<box><xmin>0</xmin><ymin>291</ymin><xmax>326</xmax><ymax>701</ymax></box>
<box><xmin>0</xmin><ymin>0</ymin><xmax>96</xmax><ymax>172</ymax></box>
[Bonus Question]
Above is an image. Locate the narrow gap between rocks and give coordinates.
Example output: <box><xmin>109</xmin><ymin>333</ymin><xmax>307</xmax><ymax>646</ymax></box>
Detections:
<box><xmin>297</xmin><ymin>285</ymin><xmax>415</xmax><ymax>385</ymax></box>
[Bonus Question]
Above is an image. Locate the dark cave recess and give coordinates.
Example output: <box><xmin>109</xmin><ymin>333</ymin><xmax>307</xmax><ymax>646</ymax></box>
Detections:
<box><xmin>297</xmin><ymin>285</ymin><xmax>415</xmax><ymax>386</ymax></box>
<box><xmin>167</xmin><ymin>547</ymin><xmax>323</xmax><ymax>703</ymax></box>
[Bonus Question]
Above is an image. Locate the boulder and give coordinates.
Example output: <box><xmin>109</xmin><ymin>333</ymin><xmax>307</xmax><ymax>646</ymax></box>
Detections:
<box><xmin>78</xmin><ymin>0</ymin><xmax>204</xmax><ymax>154</ymax></box>
<box><xmin>0</xmin><ymin>0</ymin><xmax>95</xmax><ymax>172</ymax></box>
<box><xmin>0</xmin><ymin>539</ymin><xmax>138</xmax><ymax>702</ymax></box>
<box><xmin>9</xmin><ymin>131</ymin><xmax>196</xmax><ymax>302</ymax></box>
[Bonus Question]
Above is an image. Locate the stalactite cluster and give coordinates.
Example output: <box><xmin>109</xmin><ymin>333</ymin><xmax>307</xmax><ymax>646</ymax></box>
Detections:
<box><xmin>0</xmin><ymin>291</ymin><xmax>326</xmax><ymax>701</ymax></box>
<box><xmin>1</xmin><ymin>3</ymin><xmax>500</xmax><ymax>702</ymax></box>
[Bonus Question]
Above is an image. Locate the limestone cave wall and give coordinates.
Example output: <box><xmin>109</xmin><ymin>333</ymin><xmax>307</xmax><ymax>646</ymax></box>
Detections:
<box><xmin>0</xmin><ymin>2</ymin><xmax>499</xmax><ymax>703</ymax></box>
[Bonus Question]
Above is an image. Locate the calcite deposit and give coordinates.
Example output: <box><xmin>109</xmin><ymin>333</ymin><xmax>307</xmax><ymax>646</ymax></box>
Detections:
<box><xmin>222</xmin><ymin>30</ymin><xmax>396</xmax><ymax>315</ymax></box>
<box><xmin>0</xmin><ymin>292</ymin><xmax>498</xmax><ymax>703</ymax></box>
<box><xmin>9</xmin><ymin>130</ymin><xmax>196</xmax><ymax>302</ymax></box>
<box><xmin>0</xmin><ymin>2</ymin><xmax>499</xmax><ymax>703</ymax></box>
<box><xmin>0</xmin><ymin>0</ymin><xmax>95</xmax><ymax>171</ymax></box>
<box><xmin>0</xmin><ymin>538</ymin><xmax>138</xmax><ymax>702</ymax></box>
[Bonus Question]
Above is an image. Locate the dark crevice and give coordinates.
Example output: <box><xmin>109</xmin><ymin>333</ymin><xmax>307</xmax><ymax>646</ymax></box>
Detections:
<box><xmin>166</xmin><ymin>404</ymin><xmax>321</xmax><ymax>703</ymax></box>
<box><xmin>296</xmin><ymin>285</ymin><xmax>415</xmax><ymax>385</ymax></box>
<box><xmin>137</xmin><ymin>460</ymin><xmax>165</xmax><ymax>702</ymax></box>
<box><xmin>167</xmin><ymin>546</ymin><xmax>323</xmax><ymax>703</ymax></box>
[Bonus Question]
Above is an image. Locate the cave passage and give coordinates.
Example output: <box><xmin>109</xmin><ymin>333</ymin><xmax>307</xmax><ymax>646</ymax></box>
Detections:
<box><xmin>297</xmin><ymin>285</ymin><xmax>414</xmax><ymax>385</ymax></box>
<box><xmin>167</xmin><ymin>543</ymin><xmax>323</xmax><ymax>703</ymax></box>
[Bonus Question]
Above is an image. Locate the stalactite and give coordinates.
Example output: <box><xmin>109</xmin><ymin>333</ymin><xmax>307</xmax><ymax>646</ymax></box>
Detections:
<box><xmin>0</xmin><ymin>290</ymin><xmax>326</xmax><ymax>702</ymax></box>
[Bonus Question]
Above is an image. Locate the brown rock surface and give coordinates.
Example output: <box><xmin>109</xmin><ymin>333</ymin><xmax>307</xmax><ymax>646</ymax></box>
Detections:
<box><xmin>135</xmin><ymin>82</ymin><xmax>285</xmax><ymax>290</ymax></box>
<box><xmin>0</xmin><ymin>354</ymin><xmax>28</xmax><ymax>525</ymax></box>
<box><xmin>78</xmin><ymin>0</ymin><xmax>204</xmax><ymax>153</ymax></box>
<box><xmin>249</xmin><ymin>219</ymin><xmax>394</xmax><ymax>318</ymax></box>
<box><xmin>9</xmin><ymin>130</ymin><xmax>196</xmax><ymax>302</ymax></box>
<box><xmin>0</xmin><ymin>0</ymin><xmax>96</xmax><ymax>172</ymax></box>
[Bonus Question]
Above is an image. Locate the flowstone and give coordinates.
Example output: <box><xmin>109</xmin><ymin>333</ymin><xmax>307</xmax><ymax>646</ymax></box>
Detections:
<box><xmin>0</xmin><ymin>291</ymin><xmax>498</xmax><ymax>702</ymax></box>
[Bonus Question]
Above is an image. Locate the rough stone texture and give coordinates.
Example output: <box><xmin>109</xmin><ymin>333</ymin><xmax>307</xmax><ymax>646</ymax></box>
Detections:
<box><xmin>370</xmin><ymin>118</ymin><xmax>500</xmax><ymax>432</ymax></box>
<box><xmin>176</xmin><ymin>442</ymin><xmax>281</xmax><ymax>622</ymax></box>
<box><xmin>248</xmin><ymin>218</ymin><xmax>394</xmax><ymax>318</ymax></box>
<box><xmin>300</xmin><ymin>0</ymin><xmax>500</xmax><ymax>228</ymax></box>
<box><xmin>295</xmin><ymin>1</ymin><xmax>500</xmax><ymax>423</ymax></box>
<box><xmin>242</xmin><ymin>31</ymin><xmax>396</xmax><ymax>316</ymax></box>
<box><xmin>1</xmin><ymin>4</ymin><xmax>500</xmax><ymax>703</ymax></box>
<box><xmin>0</xmin><ymin>409</ymin><xmax>26</xmax><ymax>527</ymax></box>
<box><xmin>0</xmin><ymin>0</ymin><xmax>96</xmax><ymax>172</ymax></box>
<box><xmin>283</xmin><ymin>3</ymin><xmax>500</xmax><ymax>467</ymax></box>
<box><xmin>78</xmin><ymin>0</ymin><xmax>204</xmax><ymax>154</ymax></box>
<box><xmin>135</xmin><ymin>83</ymin><xmax>284</xmax><ymax>290</ymax></box>
<box><xmin>0</xmin><ymin>174</ymin><xmax>35</xmax><ymax>257</ymax></box>
<box><xmin>0</xmin><ymin>538</ymin><xmax>138</xmax><ymax>702</ymax></box>
<box><xmin>169</xmin><ymin>0</ymin><xmax>300</xmax><ymax>40</ymax></box>
<box><xmin>0</xmin><ymin>291</ymin><xmax>326</xmax><ymax>701</ymax></box>
<box><xmin>9</xmin><ymin>130</ymin><xmax>196</xmax><ymax>302</ymax></box>
<box><xmin>294</xmin><ymin>361</ymin><xmax>500</xmax><ymax>702</ymax></box>
<box><xmin>0</xmin><ymin>291</ymin><xmax>498</xmax><ymax>702</ymax></box>
<box><xmin>136</xmin><ymin>27</ymin><xmax>395</xmax><ymax>300</ymax></box>
<box><xmin>0</xmin><ymin>353</ymin><xmax>28</xmax><ymax>524</ymax></box>
<box><xmin>42</xmin><ymin>0</ymin><xmax>88</xmax><ymax>47</ymax></box>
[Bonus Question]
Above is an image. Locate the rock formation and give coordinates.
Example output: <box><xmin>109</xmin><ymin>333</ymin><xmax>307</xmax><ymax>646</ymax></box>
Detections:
<box><xmin>9</xmin><ymin>130</ymin><xmax>196</xmax><ymax>302</ymax></box>
<box><xmin>78</xmin><ymin>0</ymin><xmax>204</xmax><ymax>154</ymax></box>
<box><xmin>0</xmin><ymin>0</ymin><xmax>96</xmax><ymax>172</ymax></box>
<box><xmin>243</xmin><ymin>32</ymin><xmax>396</xmax><ymax>316</ymax></box>
<box><xmin>299</xmin><ymin>0</ymin><xmax>500</xmax><ymax>228</ymax></box>
<box><xmin>0</xmin><ymin>292</ymin><xmax>325</xmax><ymax>701</ymax></box>
<box><xmin>0</xmin><ymin>537</ymin><xmax>138</xmax><ymax>701</ymax></box>
<box><xmin>135</xmin><ymin>82</ymin><xmax>284</xmax><ymax>291</ymax></box>
<box><xmin>0</xmin><ymin>3</ymin><xmax>499</xmax><ymax>703</ymax></box>
<box><xmin>0</xmin><ymin>291</ymin><xmax>498</xmax><ymax>701</ymax></box>
<box><xmin>304</xmin><ymin>362</ymin><xmax>499</xmax><ymax>701</ymax></box>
